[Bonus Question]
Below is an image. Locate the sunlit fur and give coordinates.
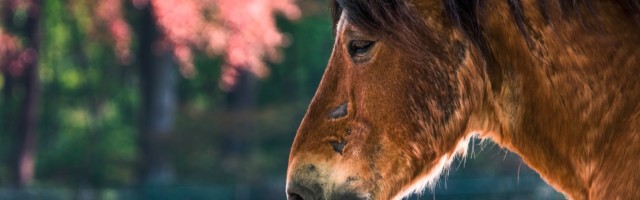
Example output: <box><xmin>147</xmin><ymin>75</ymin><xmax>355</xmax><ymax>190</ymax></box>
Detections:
<box><xmin>287</xmin><ymin>0</ymin><xmax>640</xmax><ymax>199</ymax></box>
<box><xmin>392</xmin><ymin>134</ymin><xmax>476</xmax><ymax>200</ymax></box>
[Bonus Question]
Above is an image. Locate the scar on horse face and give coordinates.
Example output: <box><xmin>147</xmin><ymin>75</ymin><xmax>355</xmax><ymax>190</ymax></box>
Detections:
<box><xmin>328</xmin><ymin>103</ymin><xmax>348</xmax><ymax>119</ymax></box>
<box><xmin>327</xmin><ymin>103</ymin><xmax>349</xmax><ymax>154</ymax></box>
<box><xmin>287</xmin><ymin>0</ymin><xmax>640</xmax><ymax>199</ymax></box>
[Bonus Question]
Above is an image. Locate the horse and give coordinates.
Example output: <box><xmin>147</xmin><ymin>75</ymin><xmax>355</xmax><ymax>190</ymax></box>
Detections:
<box><xmin>286</xmin><ymin>0</ymin><xmax>640</xmax><ymax>199</ymax></box>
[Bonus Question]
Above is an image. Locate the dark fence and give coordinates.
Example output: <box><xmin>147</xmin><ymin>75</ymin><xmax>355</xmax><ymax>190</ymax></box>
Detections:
<box><xmin>0</xmin><ymin>139</ymin><xmax>564</xmax><ymax>200</ymax></box>
<box><xmin>0</xmin><ymin>175</ymin><xmax>563</xmax><ymax>200</ymax></box>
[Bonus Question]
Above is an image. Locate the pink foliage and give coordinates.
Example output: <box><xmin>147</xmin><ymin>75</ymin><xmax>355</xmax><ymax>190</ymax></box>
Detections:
<box><xmin>7</xmin><ymin>0</ymin><xmax>36</xmax><ymax>13</ymax></box>
<box><xmin>0</xmin><ymin>31</ymin><xmax>28</xmax><ymax>76</ymax></box>
<box><xmin>151</xmin><ymin>0</ymin><xmax>300</xmax><ymax>90</ymax></box>
<box><xmin>95</xmin><ymin>0</ymin><xmax>133</xmax><ymax>64</ymax></box>
<box><xmin>88</xmin><ymin>0</ymin><xmax>300</xmax><ymax>90</ymax></box>
<box><xmin>0</xmin><ymin>0</ymin><xmax>38</xmax><ymax>77</ymax></box>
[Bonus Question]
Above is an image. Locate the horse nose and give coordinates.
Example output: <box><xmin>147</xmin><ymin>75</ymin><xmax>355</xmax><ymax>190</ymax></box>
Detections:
<box><xmin>286</xmin><ymin>181</ymin><xmax>319</xmax><ymax>200</ymax></box>
<box><xmin>287</xmin><ymin>180</ymin><xmax>370</xmax><ymax>200</ymax></box>
<box><xmin>287</xmin><ymin>164</ymin><xmax>371</xmax><ymax>200</ymax></box>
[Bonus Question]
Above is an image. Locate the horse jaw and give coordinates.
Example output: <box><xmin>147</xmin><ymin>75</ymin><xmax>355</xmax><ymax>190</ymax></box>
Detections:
<box><xmin>392</xmin><ymin>134</ymin><xmax>475</xmax><ymax>200</ymax></box>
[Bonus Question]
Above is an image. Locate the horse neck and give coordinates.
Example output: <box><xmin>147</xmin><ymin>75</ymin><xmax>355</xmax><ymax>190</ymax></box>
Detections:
<box><xmin>474</xmin><ymin>0</ymin><xmax>640</xmax><ymax>199</ymax></box>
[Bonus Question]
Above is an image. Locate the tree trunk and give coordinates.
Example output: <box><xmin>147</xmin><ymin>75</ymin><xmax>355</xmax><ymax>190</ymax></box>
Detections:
<box><xmin>225</xmin><ymin>68</ymin><xmax>257</xmax><ymax>112</ymax></box>
<box><xmin>223</xmin><ymin>68</ymin><xmax>257</xmax><ymax>154</ymax></box>
<box><xmin>8</xmin><ymin>0</ymin><xmax>41</xmax><ymax>188</ymax></box>
<box><xmin>221</xmin><ymin>68</ymin><xmax>257</xmax><ymax>188</ymax></box>
<box><xmin>136</xmin><ymin>3</ymin><xmax>177</xmax><ymax>187</ymax></box>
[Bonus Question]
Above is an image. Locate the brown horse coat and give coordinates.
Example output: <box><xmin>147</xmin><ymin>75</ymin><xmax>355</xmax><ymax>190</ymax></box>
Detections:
<box><xmin>287</xmin><ymin>0</ymin><xmax>640</xmax><ymax>199</ymax></box>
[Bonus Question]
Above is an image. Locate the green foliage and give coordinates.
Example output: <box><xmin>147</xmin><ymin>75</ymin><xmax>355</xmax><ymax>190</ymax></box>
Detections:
<box><xmin>35</xmin><ymin>0</ymin><xmax>139</xmax><ymax>187</ymax></box>
<box><xmin>260</xmin><ymin>15</ymin><xmax>334</xmax><ymax>105</ymax></box>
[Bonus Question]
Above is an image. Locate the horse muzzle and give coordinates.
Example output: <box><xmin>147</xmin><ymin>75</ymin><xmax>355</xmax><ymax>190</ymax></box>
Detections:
<box><xmin>286</xmin><ymin>164</ymin><xmax>372</xmax><ymax>200</ymax></box>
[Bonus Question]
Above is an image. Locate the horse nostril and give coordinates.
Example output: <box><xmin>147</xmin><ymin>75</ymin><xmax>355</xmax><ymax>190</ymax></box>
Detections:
<box><xmin>288</xmin><ymin>192</ymin><xmax>304</xmax><ymax>200</ymax></box>
<box><xmin>287</xmin><ymin>183</ymin><xmax>316</xmax><ymax>200</ymax></box>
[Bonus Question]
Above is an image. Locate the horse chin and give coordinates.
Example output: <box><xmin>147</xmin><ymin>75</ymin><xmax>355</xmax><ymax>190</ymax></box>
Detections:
<box><xmin>328</xmin><ymin>191</ymin><xmax>373</xmax><ymax>200</ymax></box>
<box><xmin>392</xmin><ymin>135</ymin><xmax>475</xmax><ymax>200</ymax></box>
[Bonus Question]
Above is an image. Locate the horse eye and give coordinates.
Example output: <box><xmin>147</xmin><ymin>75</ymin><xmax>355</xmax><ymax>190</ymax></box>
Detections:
<box><xmin>348</xmin><ymin>40</ymin><xmax>375</xmax><ymax>62</ymax></box>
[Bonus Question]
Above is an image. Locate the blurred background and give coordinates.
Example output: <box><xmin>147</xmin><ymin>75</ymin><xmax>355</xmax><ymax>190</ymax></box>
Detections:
<box><xmin>0</xmin><ymin>0</ymin><xmax>563</xmax><ymax>199</ymax></box>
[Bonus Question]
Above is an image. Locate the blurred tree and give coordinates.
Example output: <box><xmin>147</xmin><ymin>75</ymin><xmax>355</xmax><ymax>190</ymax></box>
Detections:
<box><xmin>2</xmin><ymin>0</ymin><xmax>308</xmax><ymax>193</ymax></box>
<box><xmin>134</xmin><ymin>2</ymin><xmax>179</xmax><ymax>187</ymax></box>
<box><xmin>95</xmin><ymin>0</ymin><xmax>300</xmax><ymax>88</ymax></box>
<box><xmin>34</xmin><ymin>0</ymin><xmax>139</xmax><ymax>188</ymax></box>
<box><xmin>149</xmin><ymin>0</ymin><xmax>300</xmax><ymax>89</ymax></box>
<box><xmin>1</xmin><ymin>0</ymin><xmax>42</xmax><ymax>188</ymax></box>
<box><xmin>88</xmin><ymin>0</ymin><xmax>301</xmax><ymax>189</ymax></box>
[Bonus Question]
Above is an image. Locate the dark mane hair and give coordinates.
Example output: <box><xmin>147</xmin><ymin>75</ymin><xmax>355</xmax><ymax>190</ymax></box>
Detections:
<box><xmin>443</xmin><ymin>0</ymin><xmax>640</xmax><ymax>55</ymax></box>
<box><xmin>331</xmin><ymin>0</ymin><xmax>640</xmax><ymax>61</ymax></box>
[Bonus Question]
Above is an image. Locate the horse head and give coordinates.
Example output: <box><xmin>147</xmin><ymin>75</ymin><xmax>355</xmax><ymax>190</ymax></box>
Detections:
<box><xmin>286</xmin><ymin>0</ymin><xmax>492</xmax><ymax>199</ymax></box>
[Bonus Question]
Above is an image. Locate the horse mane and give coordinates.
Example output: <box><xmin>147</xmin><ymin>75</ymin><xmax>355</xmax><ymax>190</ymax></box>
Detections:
<box><xmin>331</xmin><ymin>0</ymin><xmax>640</xmax><ymax>61</ymax></box>
<box><xmin>443</xmin><ymin>0</ymin><xmax>640</xmax><ymax>64</ymax></box>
